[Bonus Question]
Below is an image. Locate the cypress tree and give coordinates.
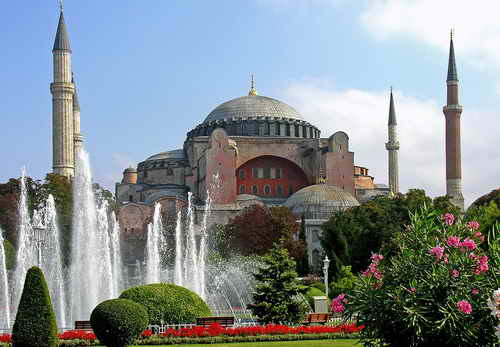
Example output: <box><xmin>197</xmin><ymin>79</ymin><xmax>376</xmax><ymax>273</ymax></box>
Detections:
<box><xmin>249</xmin><ymin>244</ymin><xmax>307</xmax><ymax>324</ymax></box>
<box><xmin>296</xmin><ymin>214</ymin><xmax>310</xmax><ymax>276</ymax></box>
<box><xmin>12</xmin><ymin>266</ymin><xmax>58</xmax><ymax>347</ymax></box>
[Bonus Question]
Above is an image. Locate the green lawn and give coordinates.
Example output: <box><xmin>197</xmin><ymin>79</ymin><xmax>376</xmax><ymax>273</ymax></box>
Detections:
<box><xmin>130</xmin><ymin>340</ymin><xmax>359</xmax><ymax>347</ymax></box>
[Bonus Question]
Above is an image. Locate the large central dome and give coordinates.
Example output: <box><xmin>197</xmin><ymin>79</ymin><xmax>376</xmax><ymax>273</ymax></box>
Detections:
<box><xmin>204</xmin><ymin>95</ymin><xmax>303</xmax><ymax>123</ymax></box>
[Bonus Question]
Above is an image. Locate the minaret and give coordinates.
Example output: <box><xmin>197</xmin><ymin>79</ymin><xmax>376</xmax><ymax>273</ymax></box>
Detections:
<box><xmin>51</xmin><ymin>7</ymin><xmax>75</xmax><ymax>178</ymax></box>
<box><xmin>385</xmin><ymin>88</ymin><xmax>400</xmax><ymax>194</ymax></box>
<box><xmin>72</xmin><ymin>74</ymin><xmax>84</xmax><ymax>157</ymax></box>
<box><xmin>443</xmin><ymin>31</ymin><xmax>464</xmax><ymax>210</ymax></box>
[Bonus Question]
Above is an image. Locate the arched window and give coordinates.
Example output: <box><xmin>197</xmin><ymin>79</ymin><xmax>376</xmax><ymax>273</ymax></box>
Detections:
<box><xmin>239</xmin><ymin>185</ymin><xmax>245</xmax><ymax>194</ymax></box>
<box><xmin>264</xmin><ymin>185</ymin><xmax>271</xmax><ymax>195</ymax></box>
<box><xmin>312</xmin><ymin>229</ymin><xmax>320</xmax><ymax>242</ymax></box>
<box><xmin>239</xmin><ymin>170</ymin><xmax>245</xmax><ymax>179</ymax></box>
<box><xmin>277</xmin><ymin>185</ymin><xmax>283</xmax><ymax>196</ymax></box>
<box><xmin>288</xmin><ymin>185</ymin><xmax>294</xmax><ymax>196</ymax></box>
<box><xmin>312</xmin><ymin>249</ymin><xmax>321</xmax><ymax>269</ymax></box>
<box><xmin>252</xmin><ymin>185</ymin><xmax>258</xmax><ymax>194</ymax></box>
<box><xmin>129</xmin><ymin>195</ymin><xmax>133</xmax><ymax>202</ymax></box>
<box><xmin>143</xmin><ymin>170</ymin><xmax>148</xmax><ymax>179</ymax></box>
<box><xmin>166</xmin><ymin>168</ymin><xmax>174</xmax><ymax>176</ymax></box>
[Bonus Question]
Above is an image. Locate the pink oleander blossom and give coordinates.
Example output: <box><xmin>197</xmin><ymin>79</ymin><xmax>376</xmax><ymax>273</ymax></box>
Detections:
<box><xmin>371</xmin><ymin>253</ymin><xmax>384</xmax><ymax>263</ymax></box>
<box><xmin>459</xmin><ymin>238</ymin><xmax>477</xmax><ymax>252</ymax></box>
<box><xmin>443</xmin><ymin>213</ymin><xmax>455</xmax><ymax>226</ymax></box>
<box><xmin>451</xmin><ymin>270</ymin><xmax>460</xmax><ymax>278</ymax></box>
<box><xmin>446</xmin><ymin>236</ymin><xmax>461</xmax><ymax>248</ymax></box>
<box><xmin>406</xmin><ymin>287</ymin><xmax>416</xmax><ymax>294</ymax></box>
<box><xmin>331</xmin><ymin>294</ymin><xmax>347</xmax><ymax>313</ymax></box>
<box><xmin>429</xmin><ymin>246</ymin><xmax>445</xmax><ymax>260</ymax></box>
<box><xmin>471</xmin><ymin>288</ymin><xmax>479</xmax><ymax>295</ymax></box>
<box><xmin>474</xmin><ymin>255</ymin><xmax>489</xmax><ymax>275</ymax></box>
<box><xmin>457</xmin><ymin>300</ymin><xmax>472</xmax><ymax>314</ymax></box>
<box><xmin>467</xmin><ymin>221</ymin><xmax>480</xmax><ymax>230</ymax></box>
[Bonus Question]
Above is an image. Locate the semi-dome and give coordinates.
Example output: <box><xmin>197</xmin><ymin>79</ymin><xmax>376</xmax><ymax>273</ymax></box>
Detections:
<box><xmin>204</xmin><ymin>95</ymin><xmax>303</xmax><ymax>123</ymax></box>
<box><xmin>285</xmin><ymin>184</ymin><xmax>359</xmax><ymax>219</ymax></box>
<box><xmin>146</xmin><ymin>149</ymin><xmax>185</xmax><ymax>161</ymax></box>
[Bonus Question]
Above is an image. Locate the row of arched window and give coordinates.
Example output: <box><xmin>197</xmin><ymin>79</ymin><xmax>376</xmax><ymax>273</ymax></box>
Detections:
<box><xmin>239</xmin><ymin>184</ymin><xmax>294</xmax><ymax>196</ymax></box>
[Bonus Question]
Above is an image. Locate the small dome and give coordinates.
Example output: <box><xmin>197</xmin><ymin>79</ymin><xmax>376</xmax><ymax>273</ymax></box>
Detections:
<box><xmin>146</xmin><ymin>149</ymin><xmax>185</xmax><ymax>161</ymax></box>
<box><xmin>285</xmin><ymin>184</ymin><xmax>359</xmax><ymax>219</ymax></box>
<box><xmin>204</xmin><ymin>95</ymin><xmax>303</xmax><ymax>123</ymax></box>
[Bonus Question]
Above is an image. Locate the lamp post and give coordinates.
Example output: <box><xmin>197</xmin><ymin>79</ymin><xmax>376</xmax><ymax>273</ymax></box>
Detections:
<box><xmin>323</xmin><ymin>255</ymin><xmax>330</xmax><ymax>298</ymax></box>
<box><xmin>32</xmin><ymin>225</ymin><xmax>46</xmax><ymax>268</ymax></box>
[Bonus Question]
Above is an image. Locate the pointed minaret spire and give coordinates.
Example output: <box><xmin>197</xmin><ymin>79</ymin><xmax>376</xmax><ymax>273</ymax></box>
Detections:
<box><xmin>53</xmin><ymin>9</ymin><xmax>71</xmax><ymax>52</ymax></box>
<box><xmin>51</xmin><ymin>5</ymin><xmax>75</xmax><ymax>177</ymax></box>
<box><xmin>443</xmin><ymin>30</ymin><xmax>464</xmax><ymax>210</ymax></box>
<box><xmin>248</xmin><ymin>74</ymin><xmax>258</xmax><ymax>96</ymax></box>
<box><xmin>385</xmin><ymin>87</ymin><xmax>400</xmax><ymax>195</ymax></box>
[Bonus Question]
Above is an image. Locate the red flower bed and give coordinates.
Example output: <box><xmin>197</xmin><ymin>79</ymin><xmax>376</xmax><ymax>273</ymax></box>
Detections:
<box><xmin>0</xmin><ymin>334</ymin><xmax>11</xmax><ymax>343</ymax></box>
<box><xmin>59</xmin><ymin>330</ymin><xmax>97</xmax><ymax>341</ymax></box>
<box><xmin>158</xmin><ymin>323</ymin><xmax>364</xmax><ymax>338</ymax></box>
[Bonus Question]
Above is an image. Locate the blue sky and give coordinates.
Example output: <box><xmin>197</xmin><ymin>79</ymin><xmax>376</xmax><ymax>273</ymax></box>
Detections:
<box><xmin>1</xmin><ymin>0</ymin><xmax>499</xmax><ymax>206</ymax></box>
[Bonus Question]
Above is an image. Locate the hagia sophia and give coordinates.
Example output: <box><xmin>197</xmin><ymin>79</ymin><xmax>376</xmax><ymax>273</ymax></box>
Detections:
<box><xmin>49</xmin><ymin>9</ymin><xmax>464</xmax><ymax>269</ymax></box>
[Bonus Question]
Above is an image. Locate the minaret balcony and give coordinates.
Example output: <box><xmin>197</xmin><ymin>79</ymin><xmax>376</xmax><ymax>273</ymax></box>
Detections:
<box><xmin>385</xmin><ymin>141</ymin><xmax>400</xmax><ymax>151</ymax></box>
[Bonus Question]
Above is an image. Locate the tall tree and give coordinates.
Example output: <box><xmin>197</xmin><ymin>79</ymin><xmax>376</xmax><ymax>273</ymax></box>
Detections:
<box><xmin>296</xmin><ymin>214</ymin><xmax>310</xmax><ymax>276</ymax></box>
<box><xmin>249</xmin><ymin>245</ymin><xmax>307</xmax><ymax>324</ymax></box>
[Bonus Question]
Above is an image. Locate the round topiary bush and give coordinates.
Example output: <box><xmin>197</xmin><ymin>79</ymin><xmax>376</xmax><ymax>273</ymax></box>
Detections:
<box><xmin>12</xmin><ymin>266</ymin><xmax>58</xmax><ymax>347</ymax></box>
<box><xmin>90</xmin><ymin>298</ymin><xmax>148</xmax><ymax>347</ymax></box>
<box><xmin>119</xmin><ymin>283</ymin><xmax>211</xmax><ymax>324</ymax></box>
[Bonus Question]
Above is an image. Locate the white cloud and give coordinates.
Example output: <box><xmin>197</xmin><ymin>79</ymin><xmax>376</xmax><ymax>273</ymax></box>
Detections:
<box><xmin>360</xmin><ymin>0</ymin><xmax>500</xmax><ymax>70</ymax></box>
<box><xmin>280</xmin><ymin>79</ymin><xmax>500</xmax><ymax>206</ymax></box>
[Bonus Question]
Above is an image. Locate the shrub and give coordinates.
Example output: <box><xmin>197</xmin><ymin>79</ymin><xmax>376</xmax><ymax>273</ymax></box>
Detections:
<box><xmin>90</xmin><ymin>298</ymin><xmax>148</xmax><ymax>347</ymax></box>
<box><xmin>119</xmin><ymin>283</ymin><xmax>210</xmax><ymax>324</ymax></box>
<box><xmin>344</xmin><ymin>206</ymin><xmax>500</xmax><ymax>346</ymax></box>
<box><xmin>329</xmin><ymin>265</ymin><xmax>356</xmax><ymax>299</ymax></box>
<box><xmin>12</xmin><ymin>266</ymin><xmax>58</xmax><ymax>347</ymax></box>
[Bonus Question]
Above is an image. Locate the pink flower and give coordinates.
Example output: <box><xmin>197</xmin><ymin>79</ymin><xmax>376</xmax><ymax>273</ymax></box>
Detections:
<box><xmin>471</xmin><ymin>288</ymin><xmax>479</xmax><ymax>295</ymax></box>
<box><xmin>473</xmin><ymin>231</ymin><xmax>485</xmax><ymax>243</ymax></box>
<box><xmin>443</xmin><ymin>213</ymin><xmax>455</xmax><ymax>226</ymax></box>
<box><xmin>459</xmin><ymin>238</ymin><xmax>477</xmax><ymax>252</ymax></box>
<box><xmin>457</xmin><ymin>300</ymin><xmax>472</xmax><ymax>314</ymax></box>
<box><xmin>429</xmin><ymin>246</ymin><xmax>445</xmax><ymax>260</ymax></box>
<box><xmin>467</xmin><ymin>221</ymin><xmax>480</xmax><ymax>230</ymax></box>
<box><xmin>406</xmin><ymin>287</ymin><xmax>416</xmax><ymax>294</ymax></box>
<box><xmin>446</xmin><ymin>236</ymin><xmax>461</xmax><ymax>248</ymax></box>
<box><xmin>474</xmin><ymin>255</ymin><xmax>489</xmax><ymax>275</ymax></box>
<box><xmin>451</xmin><ymin>270</ymin><xmax>460</xmax><ymax>278</ymax></box>
<box><xmin>371</xmin><ymin>253</ymin><xmax>384</xmax><ymax>263</ymax></box>
<box><xmin>331</xmin><ymin>294</ymin><xmax>347</xmax><ymax>313</ymax></box>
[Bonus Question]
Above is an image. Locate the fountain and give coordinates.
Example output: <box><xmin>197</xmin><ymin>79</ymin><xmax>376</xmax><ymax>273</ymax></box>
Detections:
<box><xmin>14</xmin><ymin>170</ymin><xmax>66</xmax><ymax>327</ymax></box>
<box><xmin>0</xmin><ymin>229</ymin><xmax>10</xmax><ymax>329</ymax></box>
<box><xmin>110</xmin><ymin>212</ymin><xmax>123</xmax><ymax>297</ymax></box>
<box><xmin>69</xmin><ymin>149</ymin><xmax>117</xmax><ymax>321</ymax></box>
<box><xmin>145</xmin><ymin>203</ymin><xmax>166</xmax><ymax>284</ymax></box>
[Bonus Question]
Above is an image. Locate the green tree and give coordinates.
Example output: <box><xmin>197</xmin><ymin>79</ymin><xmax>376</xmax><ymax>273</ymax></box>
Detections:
<box><xmin>12</xmin><ymin>266</ymin><xmax>58</xmax><ymax>347</ymax></box>
<box><xmin>329</xmin><ymin>265</ymin><xmax>356</xmax><ymax>299</ymax></box>
<box><xmin>249</xmin><ymin>245</ymin><xmax>308</xmax><ymax>324</ymax></box>
<box><xmin>321</xmin><ymin>189</ymin><xmax>458</xmax><ymax>277</ymax></box>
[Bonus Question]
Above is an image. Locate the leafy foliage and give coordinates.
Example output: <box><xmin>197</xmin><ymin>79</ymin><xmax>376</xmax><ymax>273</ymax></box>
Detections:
<box><xmin>329</xmin><ymin>266</ymin><xmax>356</xmax><ymax>299</ymax></box>
<box><xmin>12</xmin><ymin>266</ymin><xmax>58</xmax><ymax>347</ymax></box>
<box><xmin>321</xmin><ymin>189</ymin><xmax>459</xmax><ymax>278</ymax></box>
<box><xmin>224</xmin><ymin>205</ymin><xmax>306</xmax><ymax>260</ymax></box>
<box><xmin>471</xmin><ymin>188</ymin><xmax>500</xmax><ymax>208</ymax></box>
<box><xmin>302</xmin><ymin>286</ymin><xmax>326</xmax><ymax>308</ymax></box>
<box><xmin>344</xmin><ymin>206</ymin><xmax>500</xmax><ymax>347</ymax></box>
<box><xmin>296</xmin><ymin>215</ymin><xmax>310</xmax><ymax>276</ymax></box>
<box><xmin>90</xmin><ymin>298</ymin><xmax>148</xmax><ymax>347</ymax></box>
<box><xmin>119</xmin><ymin>283</ymin><xmax>211</xmax><ymax>324</ymax></box>
<box><xmin>249</xmin><ymin>245</ymin><xmax>308</xmax><ymax>324</ymax></box>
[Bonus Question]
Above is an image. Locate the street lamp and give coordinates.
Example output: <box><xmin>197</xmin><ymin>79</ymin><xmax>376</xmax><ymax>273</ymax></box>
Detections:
<box><xmin>32</xmin><ymin>225</ymin><xmax>46</xmax><ymax>268</ymax></box>
<box><xmin>323</xmin><ymin>255</ymin><xmax>330</xmax><ymax>298</ymax></box>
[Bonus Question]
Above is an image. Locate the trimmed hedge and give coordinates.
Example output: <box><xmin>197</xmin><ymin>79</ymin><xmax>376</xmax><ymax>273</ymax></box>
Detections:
<box><xmin>303</xmin><ymin>286</ymin><xmax>326</xmax><ymax>308</ymax></box>
<box><xmin>90</xmin><ymin>298</ymin><xmax>148</xmax><ymax>347</ymax></box>
<box><xmin>12</xmin><ymin>266</ymin><xmax>58</xmax><ymax>347</ymax></box>
<box><xmin>119</xmin><ymin>283</ymin><xmax>211</xmax><ymax>324</ymax></box>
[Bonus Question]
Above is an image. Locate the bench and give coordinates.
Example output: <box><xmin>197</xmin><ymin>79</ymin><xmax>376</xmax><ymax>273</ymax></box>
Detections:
<box><xmin>196</xmin><ymin>316</ymin><xmax>235</xmax><ymax>328</ymax></box>
<box><xmin>303</xmin><ymin>313</ymin><xmax>330</xmax><ymax>325</ymax></box>
<box><xmin>74</xmin><ymin>320</ymin><xmax>93</xmax><ymax>331</ymax></box>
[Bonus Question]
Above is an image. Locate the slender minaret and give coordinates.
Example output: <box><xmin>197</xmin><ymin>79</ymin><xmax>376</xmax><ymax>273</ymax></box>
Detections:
<box><xmin>443</xmin><ymin>31</ymin><xmax>464</xmax><ymax>210</ymax></box>
<box><xmin>72</xmin><ymin>74</ymin><xmax>84</xmax><ymax>157</ymax></box>
<box><xmin>385</xmin><ymin>88</ymin><xmax>400</xmax><ymax>194</ymax></box>
<box><xmin>51</xmin><ymin>7</ymin><xmax>75</xmax><ymax>178</ymax></box>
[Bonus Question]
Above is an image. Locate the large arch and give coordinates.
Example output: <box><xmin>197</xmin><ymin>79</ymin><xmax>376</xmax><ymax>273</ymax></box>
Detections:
<box><xmin>236</xmin><ymin>155</ymin><xmax>309</xmax><ymax>199</ymax></box>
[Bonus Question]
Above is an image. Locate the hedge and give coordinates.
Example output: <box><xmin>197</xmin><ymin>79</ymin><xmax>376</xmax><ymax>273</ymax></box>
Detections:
<box><xmin>11</xmin><ymin>266</ymin><xmax>58</xmax><ymax>347</ymax></box>
<box><xmin>119</xmin><ymin>283</ymin><xmax>211</xmax><ymax>324</ymax></box>
<box><xmin>90</xmin><ymin>299</ymin><xmax>148</xmax><ymax>347</ymax></box>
